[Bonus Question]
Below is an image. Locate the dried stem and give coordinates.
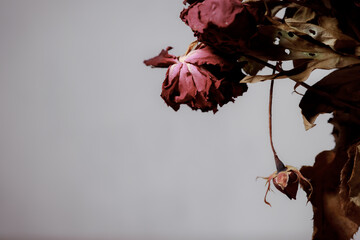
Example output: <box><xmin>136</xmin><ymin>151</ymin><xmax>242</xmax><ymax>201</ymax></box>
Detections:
<box><xmin>269</xmin><ymin>72</ymin><xmax>286</xmax><ymax>172</ymax></box>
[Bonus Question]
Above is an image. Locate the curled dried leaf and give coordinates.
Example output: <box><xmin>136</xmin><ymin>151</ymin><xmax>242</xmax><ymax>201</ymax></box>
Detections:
<box><xmin>287</xmin><ymin>5</ymin><xmax>316</xmax><ymax>23</ymax></box>
<box><xmin>241</xmin><ymin>54</ymin><xmax>360</xmax><ymax>84</ymax></box>
<box><xmin>299</xmin><ymin>64</ymin><xmax>360</xmax><ymax>130</ymax></box>
<box><xmin>285</xmin><ymin>21</ymin><xmax>360</xmax><ymax>54</ymax></box>
<box><xmin>237</xmin><ymin>56</ymin><xmax>266</xmax><ymax>75</ymax></box>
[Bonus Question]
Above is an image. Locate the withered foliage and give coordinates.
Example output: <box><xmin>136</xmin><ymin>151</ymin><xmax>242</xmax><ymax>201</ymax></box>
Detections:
<box><xmin>300</xmin><ymin>67</ymin><xmax>360</xmax><ymax>239</ymax></box>
<box><xmin>145</xmin><ymin>0</ymin><xmax>360</xmax><ymax>238</ymax></box>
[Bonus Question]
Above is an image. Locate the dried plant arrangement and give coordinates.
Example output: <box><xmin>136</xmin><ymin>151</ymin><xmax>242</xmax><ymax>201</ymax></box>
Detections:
<box><xmin>144</xmin><ymin>1</ymin><xmax>360</xmax><ymax>239</ymax></box>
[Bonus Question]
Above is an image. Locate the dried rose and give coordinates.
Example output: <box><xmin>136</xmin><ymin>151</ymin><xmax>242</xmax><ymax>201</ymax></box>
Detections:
<box><xmin>180</xmin><ymin>0</ymin><xmax>265</xmax><ymax>54</ymax></box>
<box><xmin>144</xmin><ymin>43</ymin><xmax>247</xmax><ymax>113</ymax></box>
<box><xmin>259</xmin><ymin>165</ymin><xmax>313</xmax><ymax>206</ymax></box>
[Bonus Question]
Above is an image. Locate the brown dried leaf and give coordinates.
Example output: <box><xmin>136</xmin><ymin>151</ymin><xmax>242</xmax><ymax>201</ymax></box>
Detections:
<box><xmin>285</xmin><ymin>21</ymin><xmax>360</xmax><ymax>54</ymax></box>
<box><xmin>299</xmin><ymin>64</ymin><xmax>360</xmax><ymax>129</ymax></box>
<box><xmin>248</xmin><ymin>25</ymin><xmax>328</xmax><ymax>61</ymax></box>
<box><xmin>330</xmin><ymin>0</ymin><xmax>360</xmax><ymax>42</ymax></box>
<box><xmin>323</xmin><ymin>193</ymin><xmax>359</xmax><ymax>240</ymax></box>
<box><xmin>346</xmin><ymin>144</ymin><xmax>360</xmax><ymax>207</ymax></box>
<box><xmin>318</xmin><ymin>16</ymin><xmax>341</xmax><ymax>33</ymax></box>
<box><xmin>338</xmin><ymin>142</ymin><xmax>360</xmax><ymax>238</ymax></box>
<box><xmin>300</xmin><ymin>104</ymin><xmax>360</xmax><ymax>239</ymax></box>
<box><xmin>237</xmin><ymin>56</ymin><xmax>265</xmax><ymax>75</ymax></box>
<box><xmin>240</xmin><ymin>56</ymin><xmax>360</xmax><ymax>84</ymax></box>
<box><xmin>242</xmin><ymin>19</ymin><xmax>360</xmax><ymax>84</ymax></box>
<box><xmin>301</xmin><ymin>146</ymin><xmax>360</xmax><ymax>240</ymax></box>
<box><xmin>287</xmin><ymin>6</ymin><xmax>316</xmax><ymax>23</ymax></box>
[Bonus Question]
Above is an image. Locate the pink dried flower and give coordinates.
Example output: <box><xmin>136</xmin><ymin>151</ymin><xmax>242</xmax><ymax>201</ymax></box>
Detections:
<box><xmin>180</xmin><ymin>0</ymin><xmax>265</xmax><ymax>54</ymax></box>
<box><xmin>144</xmin><ymin>43</ymin><xmax>247</xmax><ymax>112</ymax></box>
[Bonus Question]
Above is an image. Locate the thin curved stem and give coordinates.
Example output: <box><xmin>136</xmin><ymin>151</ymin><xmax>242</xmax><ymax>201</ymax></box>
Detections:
<box><xmin>269</xmin><ymin>70</ymin><xmax>286</xmax><ymax>172</ymax></box>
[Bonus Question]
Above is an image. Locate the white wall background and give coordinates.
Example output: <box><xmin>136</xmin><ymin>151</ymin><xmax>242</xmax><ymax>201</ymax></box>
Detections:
<box><xmin>0</xmin><ymin>1</ymin><xmax>347</xmax><ymax>239</ymax></box>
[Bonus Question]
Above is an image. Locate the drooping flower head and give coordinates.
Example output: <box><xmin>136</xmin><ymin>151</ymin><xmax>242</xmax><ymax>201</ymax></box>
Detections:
<box><xmin>259</xmin><ymin>165</ymin><xmax>313</xmax><ymax>206</ymax></box>
<box><xmin>144</xmin><ymin>42</ymin><xmax>247</xmax><ymax>113</ymax></box>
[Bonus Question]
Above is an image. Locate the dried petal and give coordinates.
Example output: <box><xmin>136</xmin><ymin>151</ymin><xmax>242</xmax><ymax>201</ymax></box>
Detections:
<box><xmin>144</xmin><ymin>47</ymin><xmax>178</xmax><ymax>68</ymax></box>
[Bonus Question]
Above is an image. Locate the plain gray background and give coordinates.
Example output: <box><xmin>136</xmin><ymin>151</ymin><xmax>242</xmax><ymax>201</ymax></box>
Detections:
<box><xmin>0</xmin><ymin>0</ymin><xmax>352</xmax><ymax>239</ymax></box>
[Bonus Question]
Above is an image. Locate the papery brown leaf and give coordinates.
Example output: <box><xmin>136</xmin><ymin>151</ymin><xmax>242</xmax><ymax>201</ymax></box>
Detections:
<box><xmin>330</xmin><ymin>0</ymin><xmax>360</xmax><ymax>42</ymax></box>
<box><xmin>240</xmin><ymin>9</ymin><xmax>360</xmax><ymax>81</ymax></box>
<box><xmin>285</xmin><ymin>21</ymin><xmax>360</xmax><ymax>54</ymax></box>
<box><xmin>285</xmin><ymin>5</ymin><xmax>316</xmax><ymax>23</ymax></box>
<box><xmin>323</xmin><ymin>193</ymin><xmax>359</xmax><ymax>240</ymax></box>
<box><xmin>247</xmin><ymin>25</ymin><xmax>324</xmax><ymax>61</ymax></box>
<box><xmin>299</xmin><ymin>64</ymin><xmax>360</xmax><ymax>129</ymax></box>
<box><xmin>300</xmin><ymin>149</ymin><xmax>358</xmax><ymax>240</ymax></box>
<box><xmin>237</xmin><ymin>56</ymin><xmax>265</xmax><ymax>76</ymax></box>
<box><xmin>245</xmin><ymin>20</ymin><xmax>360</xmax><ymax>68</ymax></box>
<box><xmin>284</xmin><ymin>0</ymin><xmax>333</xmax><ymax>15</ymax></box>
<box><xmin>318</xmin><ymin>16</ymin><xmax>340</xmax><ymax>33</ymax></box>
<box><xmin>300</xmin><ymin>109</ymin><xmax>360</xmax><ymax>240</ymax></box>
<box><xmin>293</xmin><ymin>6</ymin><xmax>315</xmax><ymax>22</ymax></box>
<box><xmin>339</xmin><ymin>143</ymin><xmax>360</xmax><ymax>235</ymax></box>
<box><xmin>348</xmin><ymin>145</ymin><xmax>360</xmax><ymax>205</ymax></box>
<box><xmin>240</xmin><ymin>55</ymin><xmax>360</xmax><ymax>84</ymax></box>
<box><xmin>257</xmin><ymin>19</ymin><xmax>360</xmax><ymax>57</ymax></box>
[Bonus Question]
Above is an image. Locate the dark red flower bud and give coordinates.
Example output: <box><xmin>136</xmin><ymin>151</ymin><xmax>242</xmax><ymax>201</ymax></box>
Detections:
<box><xmin>259</xmin><ymin>166</ymin><xmax>313</xmax><ymax>206</ymax></box>
<box><xmin>273</xmin><ymin>170</ymin><xmax>299</xmax><ymax>200</ymax></box>
<box><xmin>144</xmin><ymin>43</ymin><xmax>247</xmax><ymax>113</ymax></box>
